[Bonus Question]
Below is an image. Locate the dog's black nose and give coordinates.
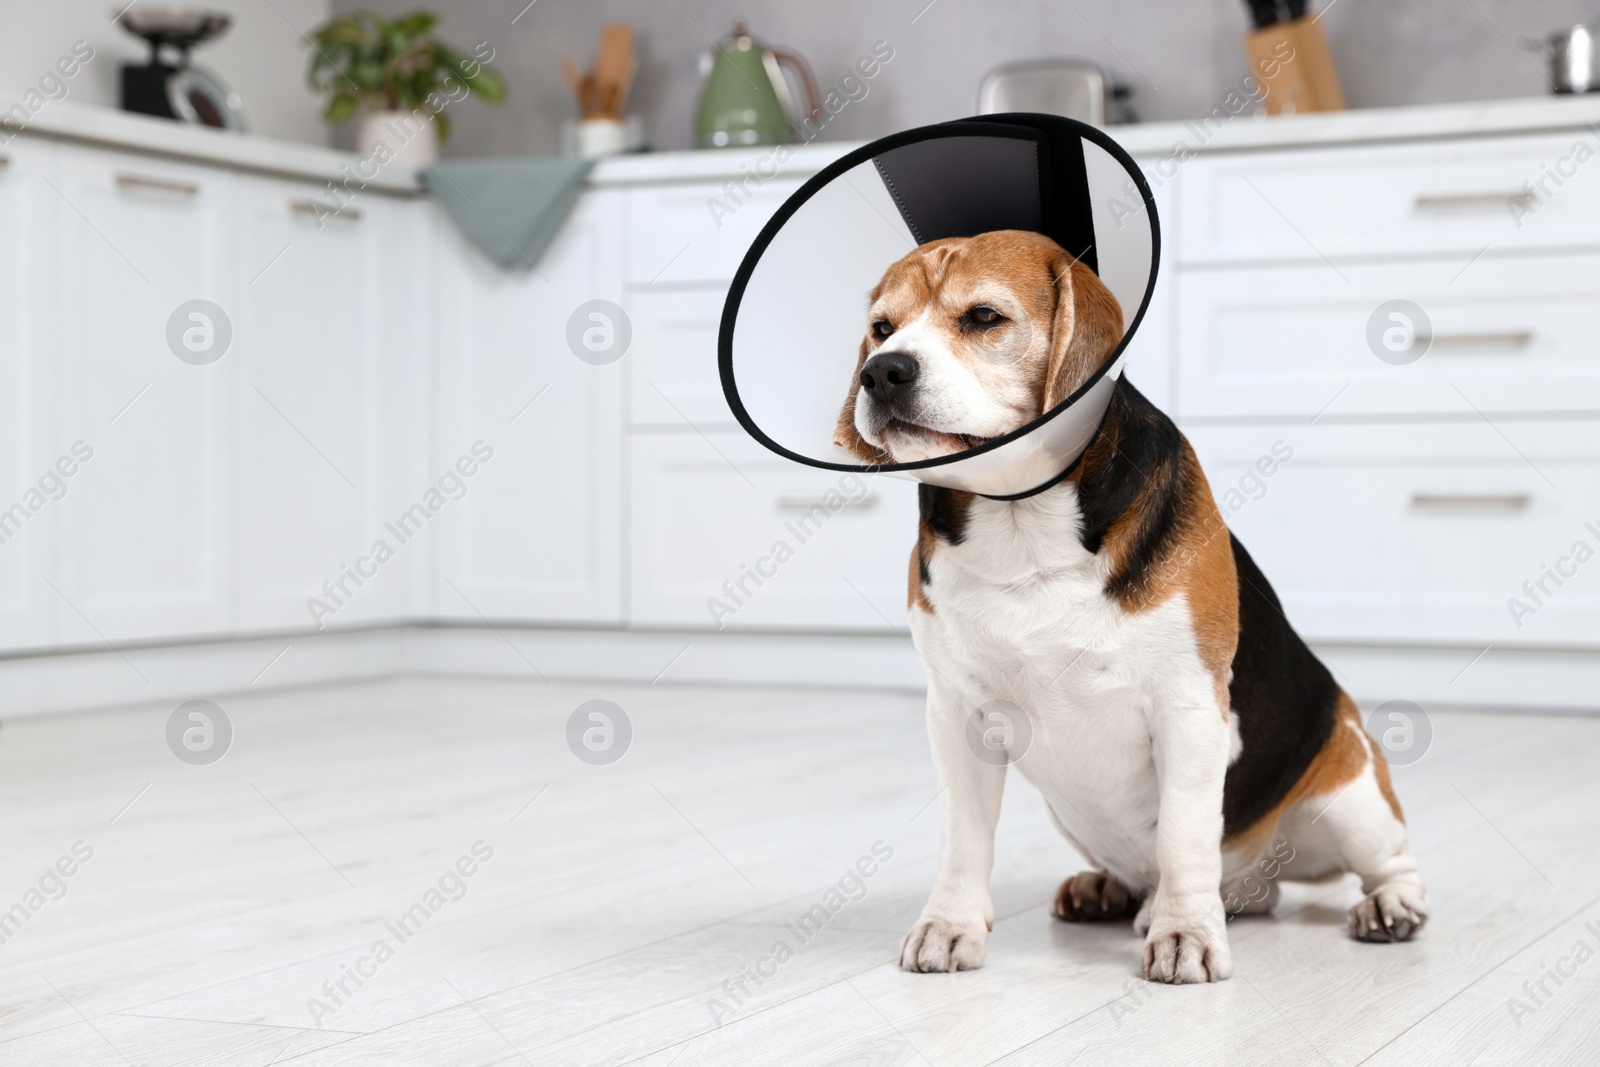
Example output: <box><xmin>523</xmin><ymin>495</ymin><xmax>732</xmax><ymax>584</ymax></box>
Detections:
<box><xmin>860</xmin><ymin>351</ymin><xmax>919</xmax><ymax>404</ymax></box>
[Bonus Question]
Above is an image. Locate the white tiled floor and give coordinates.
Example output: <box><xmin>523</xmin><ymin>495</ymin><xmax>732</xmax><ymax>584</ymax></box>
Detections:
<box><xmin>2</xmin><ymin>677</ymin><xmax>1597</xmax><ymax>1065</ymax></box>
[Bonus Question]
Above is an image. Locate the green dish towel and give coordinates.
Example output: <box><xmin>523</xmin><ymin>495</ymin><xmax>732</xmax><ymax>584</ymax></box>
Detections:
<box><xmin>421</xmin><ymin>158</ymin><xmax>597</xmax><ymax>272</ymax></box>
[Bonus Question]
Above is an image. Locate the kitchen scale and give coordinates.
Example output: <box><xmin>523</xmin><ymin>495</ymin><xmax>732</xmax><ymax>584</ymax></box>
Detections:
<box><xmin>116</xmin><ymin>6</ymin><xmax>246</xmax><ymax>131</ymax></box>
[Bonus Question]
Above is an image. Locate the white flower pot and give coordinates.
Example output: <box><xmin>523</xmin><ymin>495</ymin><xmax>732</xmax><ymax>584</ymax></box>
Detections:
<box><xmin>573</xmin><ymin>118</ymin><xmax>629</xmax><ymax>158</ymax></box>
<box><xmin>356</xmin><ymin>109</ymin><xmax>439</xmax><ymax>169</ymax></box>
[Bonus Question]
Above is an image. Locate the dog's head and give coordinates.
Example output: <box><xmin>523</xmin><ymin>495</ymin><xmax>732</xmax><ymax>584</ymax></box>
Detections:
<box><xmin>834</xmin><ymin>230</ymin><xmax>1124</xmax><ymax>465</ymax></box>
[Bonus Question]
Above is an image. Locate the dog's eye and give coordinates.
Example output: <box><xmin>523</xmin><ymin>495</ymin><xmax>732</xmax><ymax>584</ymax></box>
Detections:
<box><xmin>871</xmin><ymin>319</ymin><xmax>894</xmax><ymax>341</ymax></box>
<box><xmin>964</xmin><ymin>305</ymin><xmax>1005</xmax><ymax>328</ymax></box>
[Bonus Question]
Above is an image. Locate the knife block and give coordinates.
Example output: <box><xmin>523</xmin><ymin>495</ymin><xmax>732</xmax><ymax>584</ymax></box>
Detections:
<box><xmin>1244</xmin><ymin>16</ymin><xmax>1345</xmax><ymax>115</ymax></box>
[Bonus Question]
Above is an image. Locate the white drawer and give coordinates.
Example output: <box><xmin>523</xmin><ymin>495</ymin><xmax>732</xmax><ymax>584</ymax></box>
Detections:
<box><xmin>628</xmin><ymin>288</ymin><xmax>733</xmax><ymax>427</ymax></box>
<box><xmin>1179</xmin><ymin>132</ymin><xmax>1600</xmax><ymax>264</ymax></box>
<box><xmin>628</xmin><ymin>433</ymin><xmax>918</xmax><ymax>630</ymax></box>
<box><xmin>1187</xmin><ymin>422</ymin><xmax>1600</xmax><ymax>647</ymax></box>
<box><xmin>1176</xmin><ymin>255</ymin><xmax>1600</xmax><ymax>419</ymax></box>
<box><xmin>627</xmin><ymin>179</ymin><xmax>804</xmax><ymax>286</ymax></box>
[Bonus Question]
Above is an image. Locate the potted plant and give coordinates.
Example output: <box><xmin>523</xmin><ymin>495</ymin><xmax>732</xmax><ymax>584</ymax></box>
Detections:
<box><xmin>306</xmin><ymin>10</ymin><xmax>505</xmax><ymax>168</ymax></box>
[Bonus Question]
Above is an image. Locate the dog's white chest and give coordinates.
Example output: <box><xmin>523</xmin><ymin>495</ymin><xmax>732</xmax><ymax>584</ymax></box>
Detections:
<box><xmin>910</xmin><ymin>490</ymin><xmax>1208</xmax><ymax>884</ymax></box>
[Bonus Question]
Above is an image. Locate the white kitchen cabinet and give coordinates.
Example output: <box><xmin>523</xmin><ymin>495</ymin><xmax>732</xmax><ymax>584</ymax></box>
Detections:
<box><xmin>51</xmin><ymin>143</ymin><xmax>237</xmax><ymax>645</ymax></box>
<box><xmin>1176</xmin><ymin>132</ymin><xmax>1600</xmax><ymax>265</ymax></box>
<box><xmin>1176</xmin><ymin>255</ymin><xmax>1600</xmax><ymax>420</ymax></box>
<box><xmin>233</xmin><ymin>174</ymin><xmax>426</xmax><ymax>632</ymax></box>
<box><xmin>1124</xmin><ymin>168</ymin><xmax>1176</xmax><ymax>413</ymax></box>
<box><xmin>627</xmin><ymin>288</ymin><xmax>737</xmax><ymax>428</ymax></box>
<box><xmin>629</xmin><ymin>432</ymin><xmax>919</xmax><ymax>630</ymax></box>
<box><xmin>627</xmin><ymin>179</ymin><xmax>805</xmax><ymax>286</ymax></box>
<box><xmin>433</xmin><ymin>191</ymin><xmax>625</xmax><ymax>624</ymax></box>
<box><xmin>1188</xmin><ymin>422</ymin><xmax>1600</xmax><ymax>647</ymax></box>
<box><xmin>1</xmin><ymin>95</ymin><xmax>1597</xmax><ymax>698</ymax></box>
<box><xmin>0</xmin><ymin>138</ymin><xmax>57</xmax><ymax>650</ymax></box>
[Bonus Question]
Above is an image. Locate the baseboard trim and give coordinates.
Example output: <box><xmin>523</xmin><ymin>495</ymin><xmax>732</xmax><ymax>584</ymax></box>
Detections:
<box><xmin>1313</xmin><ymin>641</ymin><xmax>1600</xmax><ymax>715</ymax></box>
<box><xmin>0</xmin><ymin>628</ymin><xmax>408</xmax><ymax>719</ymax></box>
<box><xmin>0</xmin><ymin>624</ymin><xmax>1592</xmax><ymax>718</ymax></box>
<box><xmin>0</xmin><ymin>625</ymin><xmax>925</xmax><ymax>719</ymax></box>
<box><xmin>397</xmin><ymin>624</ymin><xmax>927</xmax><ymax>693</ymax></box>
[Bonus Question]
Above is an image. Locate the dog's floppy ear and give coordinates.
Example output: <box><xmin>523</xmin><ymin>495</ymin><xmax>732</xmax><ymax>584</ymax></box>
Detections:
<box><xmin>1042</xmin><ymin>256</ymin><xmax>1124</xmax><ymax>412</ymax></box>
<box><xmin>834</xmin><ymin>334</ymin><xmax>892</xmax><ymax>464</ymax></box>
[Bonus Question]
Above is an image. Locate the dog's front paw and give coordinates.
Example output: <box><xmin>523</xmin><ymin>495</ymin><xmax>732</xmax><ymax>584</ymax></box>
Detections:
<box><xmin>1142</xmin><ymin>917</ymin><xmax>1231</xmax><ymax>983</ymax></box>
<box><xmin>900</xmin><ymin>914</ymin><xmax>987</xmax><ymax>973</ymax></box>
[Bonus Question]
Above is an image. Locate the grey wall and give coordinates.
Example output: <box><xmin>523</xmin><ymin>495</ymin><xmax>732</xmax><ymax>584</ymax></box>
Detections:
<box><xmin>4</xmin><ymin>0</ymin><xmax>1591</xmax><ymax>152</ymax></box>
<box><xmin>328</xmin><ymin>0</ymin><xmax>1595</xmax><ymax>156</ymax></box>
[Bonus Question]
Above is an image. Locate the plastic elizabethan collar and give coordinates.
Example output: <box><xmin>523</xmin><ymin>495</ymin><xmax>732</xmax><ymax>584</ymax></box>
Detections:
<box><xmin>719</xmin><ymin>114</ymin><xmax>1160</xmax><ymax>498</ymax></box>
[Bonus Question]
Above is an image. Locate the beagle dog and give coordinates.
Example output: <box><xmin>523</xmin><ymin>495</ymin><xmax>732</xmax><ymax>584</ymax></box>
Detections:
<box><xmin>835</xmin><ymin>230</ymin><xmax>1427</xmax><ymax>983</ymax></box>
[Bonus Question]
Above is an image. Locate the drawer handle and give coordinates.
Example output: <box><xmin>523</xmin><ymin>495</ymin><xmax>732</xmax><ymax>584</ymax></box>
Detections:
<box><xmin>290</xmin><ymin>198</ymin><xmax>361</xmax><ymax>222</ymax></box>
<box><xmin>1413</xmin><ymin>191</ymin><xmax>1534</xmax><ymax>213</ymax></box>
<box><xmin>1422</xmin><ymin>330</ymin><xmax>1534</xmax><ymax>352</ymax></box>
<box><xmin>1410</xmin><ymin>492</ymin><xmax>1530</xmax><ymax>513</ymax></box>
<box><xmin>776</xmin><ymin>492</ymin><xmax>878</xmax><ymax>510</ymax></box>
<box><xmin>115</xmin><ymin>172</ymin><xmax>200</xmax><ymax>197</ymax></box>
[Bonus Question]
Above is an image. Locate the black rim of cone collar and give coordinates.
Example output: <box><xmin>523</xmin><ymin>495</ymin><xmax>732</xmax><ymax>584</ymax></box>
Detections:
<box><xmin>718</xmin><ymin>113</ymin><xmax>1161</xmax><ymax>476</ymax></box>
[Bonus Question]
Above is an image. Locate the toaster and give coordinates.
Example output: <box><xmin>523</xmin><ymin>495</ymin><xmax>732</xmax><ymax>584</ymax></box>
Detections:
<box><xmin>976</xmin><ymin>60</ymin><xmax>1132</xmax><ymax>126</ymax></box>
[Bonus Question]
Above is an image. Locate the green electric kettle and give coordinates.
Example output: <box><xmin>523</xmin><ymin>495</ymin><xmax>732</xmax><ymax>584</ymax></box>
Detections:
<box><xmin>695</xmin><ymin>21</ymin><xmax>821</xmax><ymax>149</ymax></box>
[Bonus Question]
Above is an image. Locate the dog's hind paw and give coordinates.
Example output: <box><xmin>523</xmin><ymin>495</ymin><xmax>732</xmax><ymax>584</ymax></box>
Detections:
<box><xmin>1052</xmin><ymin>870</ymin><xmax>1142</xmax><ymax>922</ymax></box>
<box><xmin>1348</xmin><ymin>884</ymin><xmax>1427</xmax><ymax>943</ymax></box>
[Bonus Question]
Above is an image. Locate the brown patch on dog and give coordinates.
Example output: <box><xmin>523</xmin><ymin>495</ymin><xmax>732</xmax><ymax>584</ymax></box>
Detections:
<box><xmin>1368</xmin><ymin>714</ymin><xmax>1405</xmax><ymax>822</ymax></box>
<box><xmin>1069</xmin><ymin>422</ymin><xmax>1241</xmax><ymax>718</ymax></box>
<box><xmin>908</xmin><ymin>542</ymin><xmax>933</xmax><ymax>614</ymax></box>
<box><xmin>1165</xmin><ymin>463</ymin><xmax>1239</xmax><ymax>720</ymax></box>
<box><xmin>1041</xmin><ymin>255</ymin><xmax>1125</xmax><ymax>412</ymax></box>
<box><xmin>1225</xmin><ymin>692</ymin><xmax>1403</xmax><ymax>856</ymax></box>
<box><xmin>906</xmin><ymin>485</ymin><xmax>975</xmax><ymax>613</ymax></box>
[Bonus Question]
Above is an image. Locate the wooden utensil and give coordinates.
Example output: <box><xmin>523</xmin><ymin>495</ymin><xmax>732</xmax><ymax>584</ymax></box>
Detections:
<box><xmin>603</xmin><ymin>50</ymin><xmax>637</xmax><ymax>118</ymax></box>
<box><xmin>564</xmin><ymin>24</ymin><xmax>635</xmax><ymax>120</ymax></box>
<box><xmin>592</xmin><ymin>24</ymin><xmax>633</xmax><ymax>116</ymax></box>
<box><xmin>562</xmin><ymin>55</ymin><xmax>585</xmax><ymax>103</ymax></box>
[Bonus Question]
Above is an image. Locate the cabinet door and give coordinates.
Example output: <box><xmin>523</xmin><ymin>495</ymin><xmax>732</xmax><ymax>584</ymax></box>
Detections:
<box><xmin>628</xmin><ymin>179</ymin><xmax>804</xmax><ymax>286</ymax></box>
<box><xmin>628</xmin><ymin>288</ymin><xmax>736</xmax><ymax>428</ymax></box>
<box><xmin>629</xmin><ymin>432</ymin><xmax>919</xmax><ymax>630</ymax></box>
<box><xmin>1187</xmin><ymin>422</ymin><xmax>1600</xmax><ymax>646</ymax></box>
<box><xmin>1176</xmin><ymin>256</ymin><xmax>1600</xmax><ymax>421</ymax></box>
<box><xmin>234</xmin><ymin>176</ymin><xmax>424</xmax><ymax>631</ymax></box>
<box><xmin>0</xmin><ymin>139</ymin><xmax>56</xmax><ymax>650</ymax></box>
<box><xmin>1125</xmin><ymin>164</ymin><xmax>1175</xmax><ymax>413</ymax></box>
<box><xmin>51</xmin><ymin>144</ymin><xmax>235</xmax><ymax>644</ymax></box>
<box><xmin>1176</xmin><ymin>134</ymin><xmax>1600</xmax><ymax>265</ymax></box>
<box><xmin>434</xmin><ymin>191</ymin><xmax>624</xmax><ymax>623</ymax></box>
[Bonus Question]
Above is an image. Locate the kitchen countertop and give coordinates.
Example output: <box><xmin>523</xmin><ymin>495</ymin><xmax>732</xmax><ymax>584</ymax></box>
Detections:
<box><xmin>10</xmin><ymin>93</ymin><xmax>1600</xmax><ymax>192</ymax></box>
<box><xmin>588</xmin><ymin>94</ymin><xmax>1600</xmax><ymax>186</ymax></box>
<box><xmin>3</xmin><ymin>97</ymin><xmax>421</xmax><ymax>194</ymax></box>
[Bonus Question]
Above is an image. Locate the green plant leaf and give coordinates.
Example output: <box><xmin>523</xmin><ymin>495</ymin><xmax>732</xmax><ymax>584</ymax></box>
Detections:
<box><xmin>304</xmin><ymin>9</ymin><xmax>506</xmax><ymax>127</ymax></box>
<box><xmin>316</xmin><ymin>21</ymin><xmax>367</xmax><ymax>47</ymax></box>
<box><xmin>348</xmin><ymin>59</ymin><xmax>385</xmax><ymax>94</ymax></box>
<box><xmin>475</xmin><ymin>66</ymin><xmax>506</xmax><ymax>103</ymax></box>
<box><xmin>394</xmin><ymin>10</ymin><xmax>438</xmax><ymax>36</ymax></box>
<box><xmin>440</xmin><ymin>49</ymin><xmax>506</xmax><ymax>103</ymax></box>
<box><xmin>323</xmin><ymin>92</ymin><xmax>359</xmax><ymax>126</ymax></box>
